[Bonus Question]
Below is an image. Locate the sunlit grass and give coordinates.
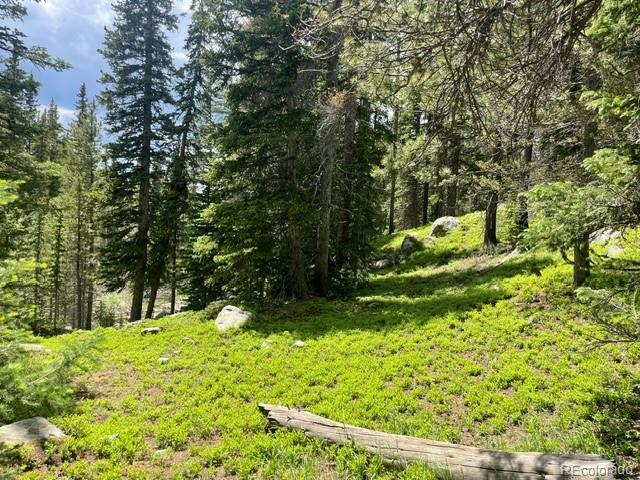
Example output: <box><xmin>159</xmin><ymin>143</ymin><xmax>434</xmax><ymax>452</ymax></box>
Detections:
<box><xmin>9</xmin><ymin>211</ymin><xmax>640</xmax><ymax>479</ymax></box>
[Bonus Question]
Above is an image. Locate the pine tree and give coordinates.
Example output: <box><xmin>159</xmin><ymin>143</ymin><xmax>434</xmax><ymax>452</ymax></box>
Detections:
<box><xmin>199</xmin><ymin>0</ymin><xmax>317</xmax><ymax>300</ymax></box>
<box><xmin>99</xmin><ymin>0</ymin><xmax>177</xmax><ymax>321</ymax></box>
<box><xmin>61</xmin><ymin>84</ymin><xmax>100</xmax><ymax>329</ymax></box>
<box><xmin>145</xmin><ymin>0</ymin><xmax>210</xmax><ymax>318</ymax></box>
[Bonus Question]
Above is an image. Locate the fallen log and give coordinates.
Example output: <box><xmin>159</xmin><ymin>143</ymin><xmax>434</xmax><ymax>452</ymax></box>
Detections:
<box><xmin>258</xmin><ymin>404</ymin><xmax>615</xmax><ymax>479</ymax></box>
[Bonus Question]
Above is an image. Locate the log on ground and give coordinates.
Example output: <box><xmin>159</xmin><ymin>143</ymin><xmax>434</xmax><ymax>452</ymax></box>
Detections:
<box><xmin>258</xmin><ymin>404</ymin><xmax>615</xmax><ymax>480</ymax></box>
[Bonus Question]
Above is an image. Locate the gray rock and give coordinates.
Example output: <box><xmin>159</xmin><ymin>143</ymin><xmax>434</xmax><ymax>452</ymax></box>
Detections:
<box><xmin>175</xmin><ymin>300</ymin><xmax>189</xmax><ymax>312</ymax></box>
<box><xmin>400</xmin><ymin>234</ymin><xmax>422</xmax><ymax>257</ymax></box>
<box><xmin>0</xmin><ymin>418</ymin><xmax>66</xmax><ymax>446</ymax></box>
<box><xmin>215</xmin><ymin>305</ymin><xmax>255</xmax><ymax>332</ymax></box>
<box><xmin>430</xmin><ymin>216</ymin><xmax>461</xmax><ymax>237</ymax></box>
<box><xmin>293</xmin><ymin>340</ymin><xmax>307</xmax><ymax>348</ymax></box>
<box><xmin>153</xmin><ymin>310</ymin><xmax>170</xmax><ymax>320</ymax></box>
<box><xmin>374</xmin><ymin>258</ymin><xmax>392</xmax><ymax>269</ymax></box>
<box><xmin>142</xmin><ymin>327</ymin><xmax>162</xmax><ymax>335</ymax></box>
<box><xmin>607</xmin><ymin>244</ymin><xmax>624</xmax><ymax>258</ymax></box>
<box><xmin>158</xmin><ymin>357</ymin><xmax>170</xmax><ymax>365</ymax></box>
<box><xmin>590</xmin><ymin>228</ymin><xmax>622</xmax><ymax>245</ymax></box>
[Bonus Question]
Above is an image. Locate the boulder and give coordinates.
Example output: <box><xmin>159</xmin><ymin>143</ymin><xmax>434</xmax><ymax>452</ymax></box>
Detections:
<box><xmin>141</xmin><ymin>327</ymin><xmax>162</xmax><ymax>335</ymax></box>
<box><xmin>590</xmin><ymin>228</ymin><xmax>621</xmax><ymax>245</ymax></box>
<box><xmin>400</xmin><ymin>234</ymin><xmax>422</xmax><ymax>257</ymax></box>
<box><xmin>0</xmin><ymin>417</ymin><xmax>66</xmax><ymax>446</ymax></box>
<box><xmin>430</xmin><ymin>216</ymin><xmax>460</xmax><ymax>237</ymax></box>
<box><xmin>215</xmin><ymin>305</ymin><xmax>255</xmax><ymax>332</ymax></box>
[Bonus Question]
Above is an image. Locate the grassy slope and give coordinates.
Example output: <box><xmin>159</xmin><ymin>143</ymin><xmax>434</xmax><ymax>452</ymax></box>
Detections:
<box><xmin>15</xmin><ymin>213</ymin><xmax>640</xmax><ymax>479</ymax></box>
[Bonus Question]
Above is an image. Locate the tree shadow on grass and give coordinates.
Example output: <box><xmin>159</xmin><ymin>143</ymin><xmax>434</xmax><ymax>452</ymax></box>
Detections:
<box><xmin>250</xmin><ymin>254</ymin><xmax>554</xmax><ymax>339</ymax></box>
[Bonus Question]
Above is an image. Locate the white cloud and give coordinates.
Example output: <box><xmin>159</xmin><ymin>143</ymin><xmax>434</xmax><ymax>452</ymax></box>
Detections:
<box><xmin>38</xmin><ymin>104</ymin><xmax>77</xmax><ymax>126</ymax></box>
<box><xmin>32</xmin><ymin>0</ymin><xmax>113</xmax><ymax>29</ymax></box>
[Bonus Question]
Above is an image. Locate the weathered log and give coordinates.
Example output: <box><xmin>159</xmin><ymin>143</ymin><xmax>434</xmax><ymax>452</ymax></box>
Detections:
<box><xmin>258</xmin><ymin>404</ymin><xmax>615</xmax><ymax>480</ymax></box>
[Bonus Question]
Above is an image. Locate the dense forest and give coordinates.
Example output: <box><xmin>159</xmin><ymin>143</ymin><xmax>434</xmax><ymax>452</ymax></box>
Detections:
<box><xmin>1</xmin><ymin>0</ymin><xmax>640</xmax><ymax>478</ymax></box>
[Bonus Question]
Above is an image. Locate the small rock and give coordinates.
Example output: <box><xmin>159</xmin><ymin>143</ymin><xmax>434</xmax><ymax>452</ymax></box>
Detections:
<box><xmin>293</xmin><ymin>340</ymin><xmax>306</xmax><ymax>348</ymax></box>
<box><xmin>374</xmin><ymin>258</ymin><xmax>392</xmax><ymax>269</ymax></box>
<box><xmin>159</xmin><ymin>357</ymin><xmax>170</xmax><ymax>365</ymax></box>
<box><xmin>607</xmin><ymin>244</ymin><xmax>624</xmax><ymax>258</ymax></box>
<box><xmin>261</xmin><ymin>339</ymin><xmax>273</xmax><ymax>348</ymax></box>
<box><xmin>491</xmin><ymin>284</ymin><xmax>501</xmax><ymax>291</ymax></box>
<box><xmin>215</xmin><ymin>305</ymin><xmax>255</xmax><ymax>332</ymax></box>
<box><xmin>400</xmin><ymin>234</ymin><xmax>422</xmax><ymax>257</ymax></box>
<box><xmin>107</xmin><ymin>433</ymin><xmax>120</xmax><ymax>442</ymax></box>
<box><xmin>430</xmin><ymin>216</ymin><xmax>461</xmax><ymax>237</ymax></box>
<box><xmin>153</xmin><ymin>310</ymin><xmax>170</xmax><ymax>320</ymax></box>
<box><xmin>590</xmin><ymin>228</ymin><xmax>622</xmax><ymax>245</ymax></box>
<box><xmin>0</xmin><ymin>418</ymin><xmax>66</xmax><ymax>446</ymax></box>
<box><xmin>175</xmin><ymin>300</ymin><xmax>189</xmax><ymax>312</ymax></box>
<box><xmin>63</xmin><ymin>326</ymin><xmax>74</xmax><ymax>332</ymax></box>
<box><xmin>142</xmin><ymin>327</ymin><xmax>162</xmax><ymax>335</ymax></box>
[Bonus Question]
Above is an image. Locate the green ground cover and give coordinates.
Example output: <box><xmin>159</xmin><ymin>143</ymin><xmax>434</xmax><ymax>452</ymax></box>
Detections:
<box><xmin>5</xmin><ymin>212</ymin><xmax>639</xmax><ymax>479</ymax></box>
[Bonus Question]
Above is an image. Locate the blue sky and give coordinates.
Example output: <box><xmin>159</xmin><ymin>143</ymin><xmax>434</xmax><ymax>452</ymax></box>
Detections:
<box><xmin>18</xmin><ymin>0</ymin><xmax>191</xmax><ymax>124</ymax></box>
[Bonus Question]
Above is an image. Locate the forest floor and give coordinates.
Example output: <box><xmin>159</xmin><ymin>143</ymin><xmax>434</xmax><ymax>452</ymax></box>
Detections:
<box><xmin>8</xmin><ymin>212</ymin><xmax>640</xmax><ymax>479</ymax></box>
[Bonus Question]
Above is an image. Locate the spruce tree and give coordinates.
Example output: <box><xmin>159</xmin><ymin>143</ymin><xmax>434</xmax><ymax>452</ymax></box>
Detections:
<box><xmin>145</xmin><ymin>0</ymin><xmax>210</xmax><ymax>317</ymax></box>
<box><xmin>200</xmin><ymin>0</ymin><xmax>317</xmax><ymax>299</ymax></box>
<box><xmin>99</xmin><ymin>0</ymin><xmax>177</xmax><ymax>321</ymax></box>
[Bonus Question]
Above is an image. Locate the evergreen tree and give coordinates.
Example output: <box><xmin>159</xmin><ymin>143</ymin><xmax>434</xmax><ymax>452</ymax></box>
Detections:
<box><xmin>60</xmin><ymin>84</ymin><xmax>100</xmax><ymax>329</ymax></box>
<box><xmin>99</xmin><ymin>0</ymin><xmax>177</xmax><ymax>321</ymax></box>
<box><xmin>199</xmin><ymin>0</ymin><xmax>317</xmax><ymax>299</ymax></box>
<box><xmin>145</xmin><ymin>0</ymin><xmax>210</xmax><ymax>317</ymax></box>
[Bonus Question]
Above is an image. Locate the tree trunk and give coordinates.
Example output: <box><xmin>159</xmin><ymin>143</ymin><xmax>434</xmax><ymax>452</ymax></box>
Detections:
<box><xmin>75</xmin><ymin>192</ymin><xmax>84</xmax><ymax>330</ymax></box>
<box><xmin>170</xmin><ymin>238</ymin><xmax>177</xmax><ymax>314</ymax></box>
<box><xmin>315</xmin><ymin>3</ymin><xmax>342</xmax><ymax>296</ymax></box>
<box><xmin>336</xmin><ymin>94</ymin><xmax>356</xmax><ymax>269</ymax></box>
<box><xmin>130</xmin><ymin>0</ymin><xmax>155</xmax><ymax>322</ymax></box>
<box><xmin>405</xmin><ymin>176</ymin><xmax>419</xmax><ymax>229</ymax></box>
<box><xmin>388</xmin><ymin>106</ymin><xmax>399</xmax><ymax>234</ymax></box>
<box><xmin>517</xmin><ymin>142</ymin><xmax>533</xmax><ymax>234</ymax></box>
<box><xmin>573</xmin><ymin>233</ymin><xmax>590</xmax><ymax>287</ymax></box>
<box><xmin>422</xmin><ymin>182</ymin><xmax>429</xmax><ymax>225</ymax></box>
<box><xmin>145</xmin><ymin>276</ymin><xmax>160</xmax><ymax>319</ymax></box>
<box><xmin>315</xmin><ymin>106</ymin><xmax>338</xmax><ymax>296</ymax></box>
<box><xmin>483</xmin><ymin>191</ymin><xmax>499</xmax><ymax>254</ymax></box>
<box><xmin>446</xmin><ymin>134</ymin><xmax>460</xmax><ymax>216</ymax></box>
<box><xmin>285</xmin><ymin>80</ymin><xmax>308</xmax><ymax>299</ymax></box>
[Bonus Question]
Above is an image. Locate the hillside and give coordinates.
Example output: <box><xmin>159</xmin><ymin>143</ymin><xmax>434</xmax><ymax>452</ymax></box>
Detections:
<box><xmin>9</xmin><ymin>212</ymin><xmax>640</xmax><ymax>479</ymax></box>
